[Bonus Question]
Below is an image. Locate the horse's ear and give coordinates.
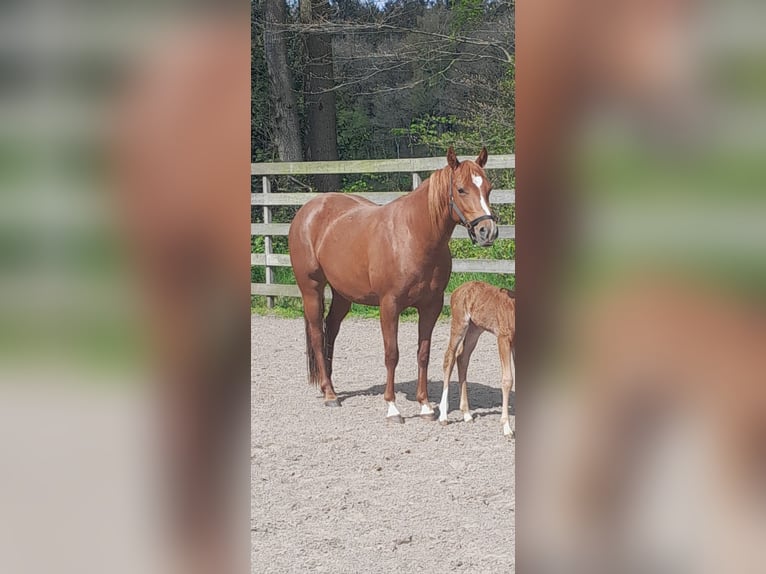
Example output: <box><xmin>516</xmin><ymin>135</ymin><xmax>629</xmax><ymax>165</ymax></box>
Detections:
<box><xmin>476</xmin><ymin>147</ymin><xmax>488</xmax><ymax>168</ymax></box>
<box><xmin>447</xmin><ymin>147</ymin><xmax>459</xmax><ymax>170</ymax></box>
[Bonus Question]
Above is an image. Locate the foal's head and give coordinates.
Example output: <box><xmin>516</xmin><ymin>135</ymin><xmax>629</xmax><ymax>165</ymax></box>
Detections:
<box><xmin>445</xmin><ymin>147</ymin><xmax>498</xmax><ymax>247</ymax></box>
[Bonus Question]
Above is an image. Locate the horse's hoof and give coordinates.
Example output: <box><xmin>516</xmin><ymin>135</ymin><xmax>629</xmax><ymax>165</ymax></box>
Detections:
<box><xmin>439</xmin><ymin>419</ymin><xmax>449</xmax><ymax>427</ymax></box>
<box><xmin>386</xmin><ymin>414</ymin><xmax>405</xmax><ymax>424</ymax></box>
<box><xmin>324</xmin><ymin>399</ymin><xmax>341</xmax><ymax>407</ymax></box>
<box><xmin>419</xmin><ymin>412</ymin><xmax>437</xmax><ymax>421</ymax></box>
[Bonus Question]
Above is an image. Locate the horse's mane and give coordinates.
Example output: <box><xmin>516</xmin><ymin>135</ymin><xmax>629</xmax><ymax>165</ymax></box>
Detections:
<box><xmin>427</xmin><ymin>166</ymin><xmax>453</xmax><ymax>231</ymax></box>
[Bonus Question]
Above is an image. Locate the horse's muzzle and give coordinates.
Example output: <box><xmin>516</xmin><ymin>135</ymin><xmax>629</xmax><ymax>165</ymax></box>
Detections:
<box><xmin>474</xmin><ymin>220</ymin><xmax>499</xmax><ymax>246</ymax></box>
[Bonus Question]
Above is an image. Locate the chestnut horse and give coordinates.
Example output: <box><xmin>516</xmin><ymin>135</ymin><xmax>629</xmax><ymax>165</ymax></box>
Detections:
<box><xmin>288</xmin><ymin>147</ymin><xmax>498</xmax><ymax>422</ymax></box>
<box><xmin>440</xmin><ymin>281</ymin><xmax>516</xmax><ymax>436</ymax></box>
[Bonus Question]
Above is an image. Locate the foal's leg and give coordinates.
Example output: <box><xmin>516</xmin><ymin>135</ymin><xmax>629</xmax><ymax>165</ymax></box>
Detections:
<box><xmin>302</xmin><ymin>286</ymin><xmax>337</xmax><ymax>405</ymax></box>
<box><xmin>324</xmin><ymin>289</ymin><xmax>352</xmax><ymax>378</ymax></box>
<box><xmin>498</xmin><ymin>336</ymin><xmax>515</xmax><ymax>436</ymax></box>
<box><xmin>380</xmin><ymin>297</ymin><xmax>403</xmax><ymax>423</ymax></box>
<box><xmin>439</xmin><ymin>314</ymin><xmax>469</xmax><ymax>424</ymax></box>
<box><xmin>457</xmin><ymin>324</ymin><xmax>482</xmax><ymax>423</ymax></box>
<box><xmin>415</xmin><ymin>301</ymin><xmax>442</xmax><ymax>420</ymax></box>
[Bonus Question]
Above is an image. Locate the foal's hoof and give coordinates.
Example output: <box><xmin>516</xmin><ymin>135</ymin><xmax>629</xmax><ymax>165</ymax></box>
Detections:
<box><xmin>419</xmin><ymin>412</ymin><xmax>437</xmax><ymax>422</ymax></box>
<box><xmin>386</xmin><ymin>414</ymin><xmax>405</xmax><ymax>424</ymax></box>
<box><xmin>324</xmin><ymin>399</ymin><xmax>341</xmax><ymax>407</ymax></box>
<box><xmin>439</xmin><ymin>419</ymin><xmax>449</xmax><ymax>427</ymax></box>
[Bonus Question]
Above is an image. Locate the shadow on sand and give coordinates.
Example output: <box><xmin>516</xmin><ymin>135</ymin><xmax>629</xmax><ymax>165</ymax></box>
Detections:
<box><xmin>335</xmin><ymin>378</ymin><xmax>515</xmax><ymax>417</ymax></box>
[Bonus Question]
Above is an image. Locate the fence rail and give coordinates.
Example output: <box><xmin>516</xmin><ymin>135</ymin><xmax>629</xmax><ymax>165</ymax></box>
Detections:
<box><xmin>252</xmin><ymin>155</ymin><xmax>515</xmax><ymax>307</ymax></box>
<box><xmin>251</xmin><ymin>154</ymin><xmax>515</xmax><ymax>176</ymax></box>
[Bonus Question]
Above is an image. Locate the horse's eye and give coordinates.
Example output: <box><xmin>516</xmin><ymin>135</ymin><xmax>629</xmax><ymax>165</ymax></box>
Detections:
<box><xmin>457</xmin><ymin>188</ymin><xmax>466</xmax><ymax>195</ymax></box>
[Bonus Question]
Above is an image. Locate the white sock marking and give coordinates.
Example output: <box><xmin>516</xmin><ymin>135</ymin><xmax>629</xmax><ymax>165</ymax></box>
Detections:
<box><xmin>387</xmin><ymin>401</ymin><xmax>400</xmax><ymax>417</ymax></box>
<box><xmin>438</xmin><ymin>387</ymin><xmax>449</xmax><ymax>421</ymax></box>
<box><xmin>479</xmin><ymin>195</ymin><xmax>491</xmax><ymax>216</ymax></box>
<box><xmin>503</xmin><ymin>421</ymin><xmax>513</xmax><ymax>436</ymax></box>
<box><xmin>463</xmin><ymin>411</ymin><xmax>474</xmax><ymax>422</ymax></box>
<box><xmin>420</xmin><ymin>403</ymin><xmax>434</xmax><ymax>416</ymax></box>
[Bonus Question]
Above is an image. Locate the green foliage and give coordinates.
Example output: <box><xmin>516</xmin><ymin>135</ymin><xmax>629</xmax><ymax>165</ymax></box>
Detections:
<box><xmin>341</xmin><ymin>178</ymin><xmax>372</xmax><ymax>194</ymax></box>
<box><xmin>450</xmin><ymin>238</ymin><xmax>514</xmax><ymax>260</ymax></box>
<box><xmin>395</xmin><ymin>58</ymin><xmax>515</xmax><ymax>158</ymax></box>
<box><xmin>340</xmin><ymin>172</ymin><xmax>410</xmax><ymax>193</ymax></box>
<box><xmin>451</xmin><ymin>0</ymin><xmax>485</xmax><ymax>34</ymax></box>
<box><xmin>337</xmin><ymin>108</ymin><xmax>373</xmax><ymax>160</ymax></box>
<box><xmin>251</xmin><ymin>265</ymin><xmax>295</xmax><ymax>285</ymax></box>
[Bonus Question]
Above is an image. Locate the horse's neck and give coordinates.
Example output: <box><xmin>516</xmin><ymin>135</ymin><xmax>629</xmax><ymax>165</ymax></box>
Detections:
<box><xmin>410</xmin><ymin>176</ymin><xmax>455</xmax><ymax>247</ymax></box>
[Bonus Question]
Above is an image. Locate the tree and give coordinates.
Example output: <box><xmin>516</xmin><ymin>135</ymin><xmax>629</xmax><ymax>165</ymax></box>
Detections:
<box><xmin>263</xmin><ymin>0</ymin><xmax>304</xmax><ymax>161</ymax></box>
<box><xmin>300</xmin><ymin>0</ymin><xmax>341</xmax><ymax>191</ymax></box>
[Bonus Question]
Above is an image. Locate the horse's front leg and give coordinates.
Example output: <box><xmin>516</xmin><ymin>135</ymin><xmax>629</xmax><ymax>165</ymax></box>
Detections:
<box><xmin>380</xmin><ymin>298</ymin><xmax>403</xmax><ymax>423</ymax></box>
<box><xmin>416</xmin><ymin>301</ymin><xmax>442</xmax><ymax>421</ymax></box>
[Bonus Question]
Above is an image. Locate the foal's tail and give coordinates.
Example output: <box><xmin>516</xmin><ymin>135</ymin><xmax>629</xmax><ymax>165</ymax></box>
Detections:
<box><xmin>303</xmin><ymin>298</ymin><xmax>325</xmax><ymax>387</ymax></box>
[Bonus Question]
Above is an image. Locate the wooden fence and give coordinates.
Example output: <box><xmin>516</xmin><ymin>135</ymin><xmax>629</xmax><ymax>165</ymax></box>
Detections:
<box><xmin>252</xmin><ymin>154</ymin><xmax>515</xmax><ymax>307</ymax></box>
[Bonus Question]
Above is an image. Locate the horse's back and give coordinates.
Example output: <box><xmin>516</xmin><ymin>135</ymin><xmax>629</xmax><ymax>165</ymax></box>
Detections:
<box><xmin>291</xmin><ymin>192</ymin><xmax>375</xmax><ymax>234</ymax></box>
<box><xmin>452</xmin><ymin>281</ymin><xmax>515</xmax><ymax>338</ymax></box>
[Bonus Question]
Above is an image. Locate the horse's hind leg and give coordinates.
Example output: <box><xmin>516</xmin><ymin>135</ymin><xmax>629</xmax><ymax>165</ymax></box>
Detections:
<box><xmin>300</xmin><ymin>284</ymin><xmax>338</xmax><ymax>406</ymax></box>
<box><xmin>324</xmin><ymin>289</ymin><xmax>352</xmax><ymax>378</ymax></box>
<box><xmin>457</xmin><ymin>323</ymin><xmax>482</xmax><ymax>423</ymax></box>
<box><xmin>439</xmin><ymin>314</ymin><xmax>469</xmax><ymax>424</ymax></box>
<box><xmin>498</xmin><ymin>335</ymin><xmax>514</xmax><ymax>436</ymax></box>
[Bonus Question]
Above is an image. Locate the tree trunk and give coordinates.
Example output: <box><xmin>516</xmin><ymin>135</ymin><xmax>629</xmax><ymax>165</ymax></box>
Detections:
<box><xmin>263</xmin><ymin>0</ymin><xmax>303</xmax><ymax>161</ymax></box>
<box><xmin>301</xmin><ymin>0</ymin><xmax>340</xmax><ymax>191</ymax></box>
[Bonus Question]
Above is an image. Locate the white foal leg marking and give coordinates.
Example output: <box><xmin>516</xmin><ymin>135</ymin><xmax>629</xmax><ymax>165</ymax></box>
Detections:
<box><xmin>438</xmin><ymin>387</ymin><xmax>449</xmax><ymax>422</ymax></box>
<box><xmin>386</xmin><ymin>401</ymin><xmax>401</xmax><ymax>417</ymax></box>
<box><xmin>420</xmin><ymin>403</ymin><xmax>434</xmax><ymax>416</ymax></box>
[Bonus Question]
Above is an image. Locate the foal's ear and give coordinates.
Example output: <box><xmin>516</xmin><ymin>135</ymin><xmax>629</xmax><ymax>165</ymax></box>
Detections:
<box><xmin>447</xmin><ymin>147</ymin><xmax>459</xmax><ymax>170</ymax></box>
<box><xmin>476</xmin><ymin>147</ymin><xmax>488</xmax><ymax>168</ymax></box>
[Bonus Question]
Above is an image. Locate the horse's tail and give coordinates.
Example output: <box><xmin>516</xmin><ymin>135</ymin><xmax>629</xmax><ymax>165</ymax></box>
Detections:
<box><xmin>303</xmin><ymin>299</ymin><xmax>325</xmax><ymax>386</ymax></box>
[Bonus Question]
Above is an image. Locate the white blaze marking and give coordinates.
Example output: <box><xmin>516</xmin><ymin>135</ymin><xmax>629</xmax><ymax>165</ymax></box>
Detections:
<box><xmin>479</xmin><ymin>195</ymin><xmax>491</xmax><ymax>216</ymax></box>
<box><xmin>387</xmin><ymin>401</ymin><xmax>401</xmax><ymax>417</ymax></box>
<box><xmin>420</xmin><ymin>403</ymin><xmax>434</xmax><ymax>416</ymax></box>
<box><xmin>439</xmin><ymin>388</ymin><xmax>449</xmax><ymax>421</ymax></box>
<box><xmin>472</xmin><ymin>173</ymin><xmax>492</xmax><ymax>216</ymax></box>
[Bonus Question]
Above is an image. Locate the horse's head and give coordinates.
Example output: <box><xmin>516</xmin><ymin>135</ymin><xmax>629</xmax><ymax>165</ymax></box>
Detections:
<box><xmin>446</xmin><ymin>147</ymin><xmax>498</xmax><ymax>247</ymax></box>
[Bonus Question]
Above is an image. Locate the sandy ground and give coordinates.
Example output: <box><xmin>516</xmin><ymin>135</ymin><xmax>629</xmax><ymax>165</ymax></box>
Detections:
<box><xmin>252</xmin><ymin>315</ymin><xmax>515</xmax><ymax>573</ymax></box>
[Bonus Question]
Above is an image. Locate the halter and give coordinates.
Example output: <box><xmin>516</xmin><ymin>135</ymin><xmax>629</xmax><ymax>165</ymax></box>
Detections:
<box><xmin>449</xmin><ymin>169</ymin><xmax>497</xmax><ymax>244</ymax></box>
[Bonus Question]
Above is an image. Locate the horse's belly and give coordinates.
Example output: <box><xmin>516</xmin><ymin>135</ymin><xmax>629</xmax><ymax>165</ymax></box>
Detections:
<box><xmin>325</xmin><ymin>269</ymin><xmax>380</xmax><ymax>307</ymax></box>
<box><xmin>320</xmin><ymin>253</ymin><xmax>379</xmax><ymax>305</ymax></box>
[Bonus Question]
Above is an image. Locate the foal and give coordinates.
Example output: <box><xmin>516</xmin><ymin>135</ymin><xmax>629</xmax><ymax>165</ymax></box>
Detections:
<box><xmin>440</xmin><ymin>281</ymin><xmax>516</xmax><ymax>435</ymax></box>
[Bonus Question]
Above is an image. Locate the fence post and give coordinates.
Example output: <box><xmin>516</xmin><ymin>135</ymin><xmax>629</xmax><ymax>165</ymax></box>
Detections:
<box><xmin>412</xmin><ymin>172</ymin><xmax>422</xmax><ymax>190</ymax></box>
<box><xmin>263</xmin><ymin>176</ymin><xmax>274</xmax><ymax>308</ymax></box>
